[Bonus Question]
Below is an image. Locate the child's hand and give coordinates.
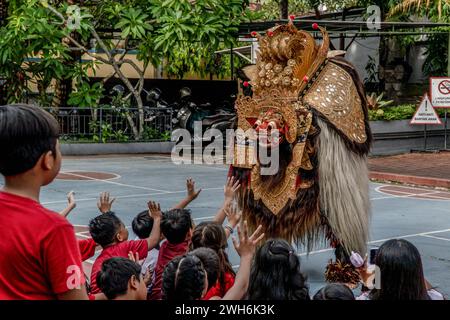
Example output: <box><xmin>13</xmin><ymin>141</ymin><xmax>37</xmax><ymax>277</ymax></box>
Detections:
<box><xmin>186</xmin><ymin>178</ymin><xmax>202</xmax><ymax>200</ymax></box>
<box><xmin>97</xmin><ymin>192</ymin><xmax>115</xmax><ymax>214</ymax></box>
<box><xmin>67</xmin><ymin>191</ymin><xmax>76</xmax><ymax>210</ymax></box>
<box><xmin>232</xmin><ymin>221</ymin><xmax>264</xmax><ymax>259</ymax></box>
<box><xmin>224</xmin><ymin>177</ymin><xmax>240</xmax><ymax>203</ymax></box>
<box><xmin>225</xmin><ymin>202</ymin><xmax>242</xmax><ymax>228</ymax></box>
<box><xmin>356</xmin><ymin>254</ymin><xmax>375</xmax><ymax>288</ymax></box>
<box><xmin>147</xmin><ymin>201</ymin><xmax>162</xmax><ymax>220</ymax></box>
<box><xmin>128</xmin><ymin>251</ymin><xmax>140</xmax><ymax>264</ymax></box>
<box><xmin>143</xmin><ymin>266</ymin><xmax>153</xmax><ymax>286</ymax></box>
<box><xmin>60</xmin><ymin>191</ymin><xmax>77</xmax><ymax>217</ymax></box>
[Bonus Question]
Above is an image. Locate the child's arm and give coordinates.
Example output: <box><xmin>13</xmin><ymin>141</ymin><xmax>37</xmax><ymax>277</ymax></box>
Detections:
<box><xmin>57</xmin><ymin>285</ymin><xmax>89</xmax><ymax>300</ymax></box>
<box><xmin>147</xmin><ymin>200</ymin><xmax>162</xmax><ymax>250</ymax></box>
<box><xmin>97</xmin><ymin>192</ymin><xmax>116</xmax><ymax>214</ymax></box>
<box><xmin>223</xmin><ymin>202</ymin><xmax>242</xmax><ymax>239</ymax></box>
<box><xmin>171</xmin><ymin>178</ymin><xmax>202</xmax><ymax>210</ymax></box>
<box><xmin>220</xmin><ymin>221</ymin><xmax>264</xmax><ymax>300</ymax></box>
<box><xmin>59</xmin><ymin>191</ymin><xmax>76</xmax><ymax>217</ymax></box>
<box><xmin>213</xmin><ymin>177</ymin><xmax>240</xmax><ymax>225</ymax></box>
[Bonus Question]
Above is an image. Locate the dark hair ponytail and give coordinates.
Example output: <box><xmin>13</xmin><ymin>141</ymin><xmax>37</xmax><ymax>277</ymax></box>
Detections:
<box><xmin>162</xmin><ymin>255</ymin><xmax>206</xmax><ymax>300</ymax></box>
<box><xmin>191</xmin><ymin>222</ymin><xmax>235</xmax><ymax>295</ymax></box>
<box><xmin>248</xmin><ymin>239</ymin><xmax>309</xmax><ymax>300</ymax></box>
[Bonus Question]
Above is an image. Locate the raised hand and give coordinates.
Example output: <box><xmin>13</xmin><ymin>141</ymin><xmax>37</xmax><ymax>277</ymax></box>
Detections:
<box><xmin>224</xmin><ymin>176</ymin><xmax>240</xmax><ymax>203</ymax></box>
<box><xmin>186</xmin><ymin>177</ymin><xmax>202</xmax><ymax>200</ymax></box>
<box><xmin>232</xmin><ymin>221</ymin><xmax>264</xmax><ymax>258</ymax></box>
<box><xmin>147</xmin><ymin>200</ymin><xmax>162</xmax><ymax>220</ymax></box>
<box><xmin>97</xmin><ymin>192</ymin><xmax>115</xmax><ymax>214</ymax></box>
<box><xmin>224</xmin><ymin>202</ymin><xmax>242</xmax><ymax>228</ymax></box>
<box><xmin>128</xmin><ymin>251</ymin><xmax>140</xmax><ymax>264</ymax></box>
<box><xmin>60</xmin><ymin>191</ymin><xmax>77</xmax><ymax>217</ymax></box>
<box><xmin>67</xmin><ymin>191</ymin><xmax>76</xmax><ymax>210</ymax></box>
<box><xmin>356</xmin><ymin>254</ymin><xmax>375</xmax><ymax>288</ymax></box>
<box><xmin>143</xmin><ymin>266</ymin><xmax>153</xmax><ymax>286</ymax></box>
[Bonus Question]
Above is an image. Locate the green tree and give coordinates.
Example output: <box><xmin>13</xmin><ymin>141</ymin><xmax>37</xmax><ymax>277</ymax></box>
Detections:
<box><xmin>0</xmin><ymin>0</ymin><xmax>248</xmax><ymax>139</ymax></box>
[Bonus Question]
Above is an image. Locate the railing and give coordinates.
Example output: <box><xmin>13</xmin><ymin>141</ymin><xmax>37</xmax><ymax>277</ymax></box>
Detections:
<box><xmin>44</xmin><ymin>107</ymin><xmax>173</xmax><ymax>143</ymax></box>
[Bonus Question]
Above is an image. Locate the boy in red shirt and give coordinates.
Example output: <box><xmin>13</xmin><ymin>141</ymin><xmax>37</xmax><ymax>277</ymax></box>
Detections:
<box><xmin>149</xmin><ymin>208</ymin><xmax>193</xmax><ymax>300</ymax></box>
<box><xmin>88</xmin><ymin>198</ymin><xmax>162</xmax><ymax>294</ymax></box>
<box><xmin>0</xmin><ymin>104</ymin><xmax>88</xmax><ymax>300</ymax></box>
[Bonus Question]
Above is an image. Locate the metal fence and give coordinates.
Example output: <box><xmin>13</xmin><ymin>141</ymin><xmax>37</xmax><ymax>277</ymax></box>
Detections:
<box><xmin>45</xmin><ymin>107</ymin><xmax>173</xmax><ymax>143</ymax></box>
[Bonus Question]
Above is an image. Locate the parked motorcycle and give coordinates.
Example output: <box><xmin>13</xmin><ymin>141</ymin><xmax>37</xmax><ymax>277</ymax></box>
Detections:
<box><xmin>144</xmin><ymin>87</ymin><xmax>177</xmax><ymax>132</ymax></box>
<box><xmin>175</xmin><ymin>87</ymin><xmax>235</xmax><ymax>140</ymax></box>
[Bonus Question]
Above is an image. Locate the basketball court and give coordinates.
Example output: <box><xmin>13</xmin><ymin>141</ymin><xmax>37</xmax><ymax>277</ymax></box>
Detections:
<box><xmin>6</xmin><ymin>154</ymin><xmax>450</xmax><ymax>297</ymax></box>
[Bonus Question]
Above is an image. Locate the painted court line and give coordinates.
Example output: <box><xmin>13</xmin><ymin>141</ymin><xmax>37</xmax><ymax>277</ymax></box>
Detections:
<box><xmin>59</xmin><ymin>171</ymin><xmax>170</xmax><ymax>193</ymax></box>
<box><xmin>376</xmin><ymin>187</ymin><xmax>450</xmax><ymax>200</ymax></box>
<box><xmin>372</xmin><ymin>186</ymin><xmax>449</xmax><ymax>201</ymax></box>
<box><xmin>230</xmin><ymin>228</ymin><xmax>450</xmax><ymax>268</ymax></box>
<box><xmin>77</xmin><ymin>227</ymin><xmax>450</xmax><ymax>267</ymax></box>
<box><xmin>42</xmin><ymin>187</ymin><xmax>224</xmax><ymax>205</ymax></box>
<box><xmin>43</xmin><ymin>183</ymin><xmax>436</xmax><ymax>206</ymax></box>
<box><xmin>420</xmin><ymin>234</ymin><xmax>450</xmax><ymax>242</ymax></box>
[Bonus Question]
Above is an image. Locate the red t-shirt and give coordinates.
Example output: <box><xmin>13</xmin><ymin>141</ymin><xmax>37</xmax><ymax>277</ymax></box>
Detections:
<box><xmin>203</xmin><ymin>271</ymin><xmax>235</xmax><ymax>300</ymax></box>
<box><xmin>89</xmin><ymin>240</ymin><xmax>148</xmax><ymax>294</ymax></box>
<box><xmin>78</xmin><ymin>238</ymin><xmax>97</xmax><ymax>262</ymax></box>
<box><xmin>148</xmin><ymin>239</ymin><xmax>189</xmax><ymax>300</ymax></box>
<box><xmin>0</xmin><ymin>191</ymin><xmax>85</xmax><ymax>300</ymax></box>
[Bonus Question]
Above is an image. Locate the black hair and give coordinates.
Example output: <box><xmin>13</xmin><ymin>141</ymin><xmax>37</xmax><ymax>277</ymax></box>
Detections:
<box><xmin>247</xmin><ymin>239</ymin><xmax>310</xmax><ymax>300</ymax></box>
<box><xmin>191</xmin><ymin>222</ymin><xmax>235</xmax><ymax>295</ymax></box>
<box><xmin>0</xmin><ymin>104</ymin><xmax>60</xmax><ymax>176</ymax></box>
<box><xmin>188</xmin><ymin>247</ymin><xmax>220</xmax><ymax>291</ymax></box>
<box><xmin>89</xmin><ymin>212</ymin><xmax>124</xmax><ymax>247</ymax></box>
<box><xmin>370</xmin><ymin>239</ymin><xmax>430</xmax><ymax>300</ymax></box>
<box><xmin>96</xmin><ymin>257</ymin><xmax>142</xmax><ymax>300</ymax></box>
<box><xmin>313</xmin><ymin>283</ymin><xmax>355</xmax><ymax>300</ymax></box>
<box><xmin>132</xmin><ymin>210</ymin><xmax>154</xmax><ymax>239</ymax></box>
<box><xmin>162</xmin><ymin>255</ymin><xmax>206</xmax><ymax>300</ymax></box>
<box><xmin>160</xmin><ymin>209</ymin><xmax>193</xmax><ymax>244</ymax></box>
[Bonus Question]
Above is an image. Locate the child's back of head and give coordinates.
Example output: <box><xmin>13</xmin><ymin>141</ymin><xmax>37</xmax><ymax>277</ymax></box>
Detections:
<box><xmin>89</xmin><ymin>212</ymin><xmax>127</xmax><ymax>248</ymax></box>
<box><xmin>188</xmin><ymin>247</ymin><xmax>220</xmax><ymax>292</ymax></box>
<box><xmin>97</xmin><ymin>257</ymin><xmax>147</xmax><ymax>300</ymax></box>
<box><xmin>162</xmin><ymin>254</ymin><xmax>206</xmax><ymax>300</ymax></box>
<box><xmin>132</xmin><ymin>210</ymin><xmax>154</xmax><ymax>239</ymax></box>
<box><xmin>191</xmin><ymin>221</ymin><xmax>235</xmax><ymax>292</ymax></box>
<box><xmin>0</xmin><ymin>104</ymin><xmax>60</xmax><ymax>180</ymax></box>
<box><xmin>160</xmin><ymin>209</ymin><xmax>192</xmax><ymax>244</ymax></box>
<box><xmin>313</xmin><ymin>283</ymin><xmax>355</xmax><ymax>300</ymax></box>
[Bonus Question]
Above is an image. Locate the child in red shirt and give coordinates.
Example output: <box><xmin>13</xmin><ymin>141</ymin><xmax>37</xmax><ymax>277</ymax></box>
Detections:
<box><xmin>0</xmin><ymin>104</ymin><xmax>88</xmax><ymax>300</ymax></box>
<box><xmin>148</xmin><ymin>208</ymin><xmax>194</xmax><ymax>300</ymax></box>
<box><xmin>88</xmin><ymin>197</ymin><xmax>162</xmax><ymax>294</ymax></box>
<box><xmin>191</xmin><ymin>178</ymin><xmax>242</xmax><ymax>299</ymax></box>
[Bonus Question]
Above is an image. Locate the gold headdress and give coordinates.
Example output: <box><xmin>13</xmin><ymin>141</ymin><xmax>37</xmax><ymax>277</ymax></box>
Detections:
<box><xmin>234</xmin><ymin>20</ymin><xmax>367</xmax><ymax>215</ymax></box>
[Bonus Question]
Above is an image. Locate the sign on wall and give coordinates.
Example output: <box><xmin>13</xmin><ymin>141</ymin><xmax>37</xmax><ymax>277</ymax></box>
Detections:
<box><xmin>410</xmin><ymin>93</ymin><xmax>442</xmax><ymax>125</ymax></box>
<box><xmin>430</xmin><ymin>77</ymin><xmax>450</xmax><ymax>108</ymax></box>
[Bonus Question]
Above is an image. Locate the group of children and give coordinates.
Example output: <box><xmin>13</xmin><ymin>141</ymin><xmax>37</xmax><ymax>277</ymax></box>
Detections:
<box><xmin>0</xmin><ymin>104</ymin><xmax>445</xmax><ymax>301</ymax></box>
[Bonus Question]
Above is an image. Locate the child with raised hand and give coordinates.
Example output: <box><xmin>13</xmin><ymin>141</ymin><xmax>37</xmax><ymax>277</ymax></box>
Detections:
<box><xmin>131</xmin><ymin>177</ymin><xmax>201</xmax><ymax>290</ymax></box>
<box><xmin>88</xmin><ymin>193</ymin><xmax>162</xmax><ymax>294</ymax></box>
<box><xmin>0</xmin><ymin>104</ymin><xmax>88</xmax><ymax>300</ymax></box>
<box><xmin>191</xmin><ymin>202</ymin><xmax>242</xmax><ymax>299</ymax></box>
<box><xmin>148</xmin><ymin>207</ymin><xmax>194</xmax><ymax>300</ymax></box>
<box><xmin>213</xmin><ymin>176</ymin><xmax>240</xmax><ymax>225</ymax></box>
<box><xmin>162</xmin><ymin>221</ymin><xmax>264</xmax><ymax>301</ymax></box>
<box><xmin>172</xmin><ymin>177</ymin><xmax>202</xmax><ymax>209</ymax></box>
<box><xmin>59</xmin><ymin>191</ymin><xmax>76</xmax><ymax>217</ymax></box>
<box><xmin>58</xmin><ymin>191</ymin><xmax>98</xmax><ymax>263</ymax></box>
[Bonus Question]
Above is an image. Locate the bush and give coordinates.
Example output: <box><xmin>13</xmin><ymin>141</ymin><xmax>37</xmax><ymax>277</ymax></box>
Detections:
<box><xmin>368</xmin><ymin>104</ymin><xmax>447</xmax><ymax>121</ymax></box>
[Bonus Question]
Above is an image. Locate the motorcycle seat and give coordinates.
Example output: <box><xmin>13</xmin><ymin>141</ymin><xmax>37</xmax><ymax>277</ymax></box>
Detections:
<box><xmin>202</xmin><ymin>113</ymin><xmax>234</xmax><ymax>126</ymax></box>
